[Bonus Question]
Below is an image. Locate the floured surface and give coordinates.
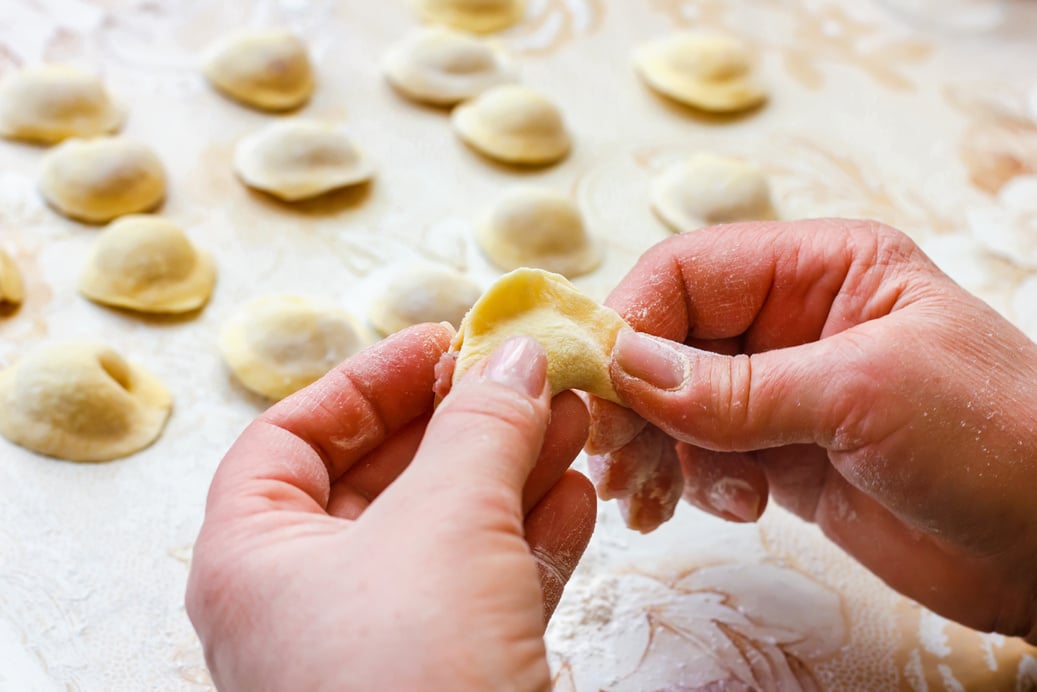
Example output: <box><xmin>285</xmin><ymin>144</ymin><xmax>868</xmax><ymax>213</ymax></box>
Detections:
<box><xmin>2</xmin><ymin>0</ymin><xmax>1037</xmax><ymax>689</ymax></box>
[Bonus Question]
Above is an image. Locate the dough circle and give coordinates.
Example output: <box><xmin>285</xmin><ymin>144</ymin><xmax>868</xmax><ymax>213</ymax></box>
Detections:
<box><xmin>452</xmin><ymin>85</ymin><xmax>570</xmax><ymax>166</ymax></box>
<box><xmin>416</xmin><ymin>0</ymin><xmax>525</xmax><ymax>34</ymax></box>
<box><xmin>652</xmin><ymin>153</ymin><xmax>774</xmax><ymax>233</ymax></box>
<box><xmin>203</xmin><ymin>30</ymin><xmax>314</xmax><ymax>111</ymax></box>
<box><xmin>0</xmin><ymin>250</ymin><xmax>24</xmax><ymax>308</ymax></box>
<box><xmin>0</xmin><ymin>65</ymin><xmax>123</xmax><ymax>144</ymax></box>
<box><xmin>369</xmin><ymin>264</ymin><xmax>482</xmax><ymax>336</ymax></box>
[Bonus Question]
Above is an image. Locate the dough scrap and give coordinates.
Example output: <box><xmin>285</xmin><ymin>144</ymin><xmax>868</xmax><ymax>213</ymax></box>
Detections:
<box><xmin>0</xmin><ymin>341</ymin><xmax>172</xmax><ymax>462</ymax></box>
<box><xmin>417</xmin><ymin>0</ymin><xmax>525</xmax><ymax>34</ymax></box>
<box><xmin>233</xmin><ymin>120</ymin><xmax>374</xmax><ymax>201</ymax></box>
<box><xmin>477</xmin><ymin>187</ymin><xmax>601</xmax><ymax>277</ymax></box>
<box><xmin>369</xmin><ymin>264</ymin><xmax>482</xmax><ymax>336</ymax></box>
<box><xmin>203</xmin><ymin>30</ymin><xmax>314</xmax><ymax>111</ymax></box>
<box><xmin>0</xmin><ymin>65</ymin><xmax>123</xmax><ymax>144</ymax></box>
<box><xmin>79</xmin><ymin>215</ymin><xmax>216</xmax><ymax>314</ymax></box>
<box><xmin>452</xmin><ymin>85</ymin><xmax>570</xmax><ymax>166</ymax></box>
<box><xmin>652</xmin><ymin>153</ymin><xmax>774</xmax><ymax>233</ymax></box>
<box><xmin>451</xmin><ymin>268</ymin><xmax>627</xmax><ymax>402</ymax></box>
<box><xmin>39</xmin><ymin>137</ymin><xmax>166</xmax><ymax>223</ymax></box>
<box><xmin>634</xmin><ymin>32</ymin><xmax>766</xmax><ymax>113</ymax></box>
<box><xmin>220</xmin><ymin>295</ymin><xmax>367</xmax><ymax>400</ymax></box>
<box><xmin>383</xmin><ymin>27</ymin><xmax>517</xmax><ymax>106</ymax></box>
<box><xmin>0</xmin><ymin>250</ymin><xmax>24</xmax><ymax>308</ymax></box>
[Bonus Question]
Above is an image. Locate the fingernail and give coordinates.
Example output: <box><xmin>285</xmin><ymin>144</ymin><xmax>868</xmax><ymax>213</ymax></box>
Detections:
<box><xmin>613</xmin><ymin>331</ymin><xmax>687</xmax><ymax>390</ymax></box>
<box><xmin>483</xmin><ymin>336</ymin><xmax>547</xmax><ymax>397</ymax></box>
<box><xmin>707</xmin><ymin>478</ymin><xmax>760</xmax><ymax>523</ymax></box>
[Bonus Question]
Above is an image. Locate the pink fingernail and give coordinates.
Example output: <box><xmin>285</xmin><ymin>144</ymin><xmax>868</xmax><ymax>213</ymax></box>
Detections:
<box><xmin>614</xmin><ymin>331</ymin><xmax>687</xmax><ymax>390</ymax></box>
<box><xmin>707</xmin><ymin>478</ymin><xmax>761</xmax><ymax>523</ymax></box>
<box><xmin>483</xmin><ymin>336</ymin><xmax>547</xmax><ymax>398</ymax></box>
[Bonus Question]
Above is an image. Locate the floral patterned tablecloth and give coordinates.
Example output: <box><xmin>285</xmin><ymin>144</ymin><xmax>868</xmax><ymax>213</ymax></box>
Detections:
<box><xmin>2</xmin><ymin>1</ymin><xmax>1037</xmax><ymax>689</ymax></box>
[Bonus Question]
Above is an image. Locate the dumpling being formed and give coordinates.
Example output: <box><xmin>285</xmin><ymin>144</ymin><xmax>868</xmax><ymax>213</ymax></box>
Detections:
<box><xmin>452</xmin><ymin>85</ymin><xmax>570</xmax><ymax>166</ymax></box>
<box><xmin>203</xmin><ymin>30</ymin><xmax>314</xmax><ymax>111</ymax></box>
<box><xmin>0</xmin><ymin>341</ymin><xmax>172</xmax><ymax>462</ymax></box>
<box><xmin>477</xmin><ymin>187</ymin><xmax>600</xmax><ymax>278</ymax></box>
<box><xmin>233</xmin><ymin>120</ymin><xmax>374</xmax><ymax>201</ymax></box>
<box><xmin>451</xmin><ymin>268</ymin><xmax>627</xmax><ymax>402</ymax></box>
<box><xmin>39</xmin><ymin>137</ymin><xmax>166</xmax><ymax>223</ymax></box>
<box><xmin>652</xmin><ymin>153</ymin><xmax>774</xmax><ymax>233</ymax></box>
<box><xmin>369</xmin><ymin>264</ymin><xmax>482</xmax><ymax>336</ymax></box>
<box><xmin>220</xmin><ymin>295</ymin><xmax>366</xmax><ymax>400</ymax></box>
<box><xmin>634</xmin><ymin>32</ymin><xmax>766</xmax><ymax>113</ymax></box>
<box><xmin>417</xmin><ymin>0</ymin><xmax>525</xmax><ymax>34</ymax></box>
<box><xmin>0</xmin><ymin>65</ymin><xmax>123</xmax><ymax>144</ymax></box>
<box><xmin>79</xmin><ymin>215</ymin><xmax>216</xmax><ymax>314</ymax></box>
<box><xmin>383</xmin><ymin>27</ymin><xmax>517</xmax><ymax>106</ymax></box>
<box><xmin>0</xmin><ymin>250</ymin><xmax>24</xmax><ymax>308</ymax></box>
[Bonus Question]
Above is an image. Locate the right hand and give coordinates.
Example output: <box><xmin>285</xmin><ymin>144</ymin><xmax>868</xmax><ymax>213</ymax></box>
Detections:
<box><xmin>587</xmin><ymin>219</ymin><xmax>1037</xmax><ymax>641</ymax></box>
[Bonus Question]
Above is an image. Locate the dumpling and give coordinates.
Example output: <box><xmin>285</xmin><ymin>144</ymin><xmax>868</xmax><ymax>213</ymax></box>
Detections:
<box><xmin>79</xmin><ymin>215</ymin><xmax>216</xmax><ymax>314</ymax></box>
<box><xmin>416</xmin><ymin>0</ymin><xmax>525</xmax><ymax>34</ymax></box>
<box><xmin>39</xmin><ymin>137</ymin><xmax>166</xmax><ymax>223</ymax></box>
<box><xmin>203</xmin><ymin>30</ymin><xmax>314</xmax><ymax>111</ymax></box>
<box><xmin>652</xmin><ymin>153</ymin><xmax>774</xmax><ymax>233</ymax></box>
<box><xmin>369</xmin><ymin>264</ymin><xmax>482</xmax><ymax>336</ymax></box>
<box><xmin>633</xmin><ymin>32</ymin><xmax>766</xmax><ymax>113</ymax></box>
<box><xmin>0</xmin><ymin>341</ymin><xmax>172</xmax><ymax>462</ymax></box>
<box><xmin>477</xmin><ymin>187</ymin><xmax>601</xmax><ymax>277</ymax></box>
<box><xmin>233</xmin><ymin>120</ymin><xmax>374</xmax><ymax>201</ymax></box>
<box><xmin>451</xmin><ymin>268</ymin><xmax>627</xmax><ymax>402</ymax></box>
<box><xmin>0</xmin><ymin>65</ymin><xmax>123</xmax><ymax>144</ymax></box>
<box><xmin>452</xmin><ymin>85</ymin><xmax>570</xmax><ymax>166</ymax></box>
<box><xmin>383</xmin><ymin>27</ymin><xmax>517</xmax><ymax>106</ymax></box>
<box><xmin>220</xmin><ymin>295</ymin><xmax>367</xmax><ymax>400</ymax></box>
<box><xmin>0</xmin><ymin>250</ymin><xmax>24</xmax><ymax>309</ymax></box>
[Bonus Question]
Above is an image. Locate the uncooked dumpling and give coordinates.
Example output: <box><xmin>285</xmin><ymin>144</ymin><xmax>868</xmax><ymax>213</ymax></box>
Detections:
<box><xmin>369</xmin><ymin>264</ymin><xmax>482</xmax><ymax>336</ymax></box>
<box><xmin>220</xmin><ymin>295</ymin><xmax>366</xmax><ymax>400</ymax></box>
<box><xmin>452</xmin><ymin>85</ymin><xmax>570</xmax><ymax>165</ymax></box>
<box><xmin>0</xmin><ymin>250</ymin><xmax>24</xmax><ymax>308</ymax></box>
<box><xmin>79</xmin><ymin>215</ymin><xmax>216</xmax><ymax>314</ymax></box>
<box><xmin>477</xmin><ymin>187</ymin><xmax>601</xmax><ymax>277</ymax></box>
<box><xmin>417</xmin><ymin>0</ymin><xmax>525</xmax><ymax>34</ymax></box>
<box><xmin>0</xmin><ymin>65</ymin><xmax>123</xmax><ymax>144</ymax></box>
<box><xmin>383</xmin><ymin>27</ymin><xmax>517</xmax><ymax>106</ymax></box>
<box><xmin>451</xmin><ymin>268</ymin><xmax>627</xmax><ymax>402</ymax></box>
<box><xmin>652</xmin><ymin>153</ymin><xmax>774</xmax><ymax>233</ymax></box>
<box><xmin>233</xmin><ymin>120</ymin><xmax>374</xmax><ymax>201</ymax></box>
<box><xmin>0</xmin><ymin>342</ymin><xmax>172</xmax><ymax>462</ymax></box>
<box><xmin>634</xmin><ymin>32</ymin><xmax>766</xmax><ymax>113</ymax></box>
<box><xmin>203</xmin><ymin>30</ymin><xmax>314</xmax><ymax>111</ymax></box>
<box><xmin>39</xmin><ymin>137</ymin><xmax>166</xmax><ymax>223</ymax></box>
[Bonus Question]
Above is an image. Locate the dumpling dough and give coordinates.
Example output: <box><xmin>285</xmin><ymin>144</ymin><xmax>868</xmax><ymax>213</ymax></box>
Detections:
<box><xmin>451</xmin><ymin>268</ymin><xmax>627</xmax><ymax>402</ymax></box>
<box><xmin>477</xmin><ymin>187</ymin><xmax>601</xmax><ymax>277</ymax></box>
<box><xmin>233</xmin><ymin>120</ymin><xmax>374</xmax><ymax>201</ymax></box>
<box><xmin>417</xmin><ymin>0</ymin><xmax>525</xmax><ymax>34</ymax></box>
<box><xmin>0</xmin><ymin>342</ymin><xmax>172</xmax><ymax>462</ymax></box>
<box><xmin>220</xmin><ymin>295</ymin><xmax>366</xmax><ymax>400</ymax></box>
<box><xmin>383</xmin><ymin>27</ymin><xmax>517</xmax><ymax>106</ymax></box>
<box><xmin>452</xmin><ymin>85</ymin><xmax>570</xmax><ymax>166</ymax></box>
<box><xmin>79</xmin><ymin>215</ymin><xmax>216</xmax><ymax>314</ymax></box>
<box><xmin>369</xmin><ymin>264</ymin><xmax>482</xmax><ymax>336</ymax></box>
<box><xmin>203</xmin><ymin>30</ymin><xmax>314</xmax><ymax>111</ymax></box>
<box><xmin>652</xmin><ymin>153</ymin><xmax>774</xmax><ymax>233</ymax></box>
<box><xmin>634</xmin><ymin>32</ymin><xmax>766</xmax><ymax>113</ymax></box>
<box><xmin>39</xmin><ymin>137</ymin><xmax>166</xmax><ymax>223</ymax></box>
<box><xmin>0</xmin><ymin>65</ymin><xmax>123</xmax><ymax>144</ymax></box>
<box><xmin>0</xmin><ymin>250</ymin><xmax>24</xmax><ymax>308</ymax></box>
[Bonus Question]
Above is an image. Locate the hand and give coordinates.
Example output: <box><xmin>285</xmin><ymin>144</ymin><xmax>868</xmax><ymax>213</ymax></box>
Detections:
<box><xmin>186</xmin><ymin>326</ymin><xmax>596</xmax><ymax>691</ymax></box>
<box><xmin>587</xmin><ymin>219</ymin><xmax>1037</xmax><ymax>641</ymax></box>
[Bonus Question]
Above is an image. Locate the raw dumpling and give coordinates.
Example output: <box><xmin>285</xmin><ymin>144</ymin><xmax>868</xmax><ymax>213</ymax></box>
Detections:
<box><xmin>39</xmin><ymin>137</ymin><xmax>166</xmax><ymax>223</ymax></box>
<box><xmin>0</xmin><ymin>65</ymin><xmax>123</xmax><ymax>144</ymax></box>
<box><xmin>220</xmin><ymin>295</ymin><xmax>367</xmax><ymax>400</ymax></box>
<box><xmin>0</xmin><ymin>342</ymin><xmax>172</xmax><ymax>462</ymax></box>
<box><xmin>451</xmin><ymin>268</ymin><xmax>627</xmax><ymax>402</ymax></box>
<box><xmin>233</xmin><ymin>120</ymin><xmax>374</xmax><ymax>201</ymax></box>
<box><xmin>477</xmin><ymin>187</ymin><xmax>601</xmax><ymax>278</ymax></box>
<box><xmin>652</xmin><ymin>153</ymin><xmax>774</xmax><ymax>233</ymax></box>
<box><xmin>369</xmin><ymin>264</ymin><xmax>482</xmax><ymax>336</ymax></box>
<box><xmin>0</xmin><ymin>250</ymin><xmax>24</xmax><ymax>308</ymax></box>
<box><xmin>452</xmin><ymin>85</ymin><xmax>570</xmax><ymax>166</ymax></box>
<box><xmin>203</xmin><ymin>30</ymin><xmax>314</xmax><ymax>111</ymax></box>
<box><xmin>634</xmin><ymin>32</ymin><xmax>766</xmax><ymax>113</ymax></box>
<box><xmin>383</xmin><ymin>27</ymin><xmax>516</xmax><ymax>106</ymax></box>
<box><xmin>79</xmin><ymin>215</ymin><xmax>216</xmax><ymax>314</ymax></box>
<box><xmin>416</xmin><ymin>0</ymin><xmax>525</xmax><ymax>34</ymax></box>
